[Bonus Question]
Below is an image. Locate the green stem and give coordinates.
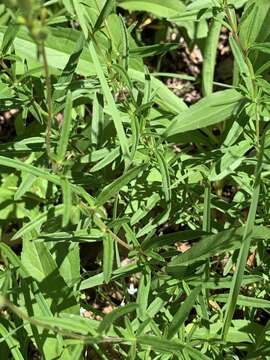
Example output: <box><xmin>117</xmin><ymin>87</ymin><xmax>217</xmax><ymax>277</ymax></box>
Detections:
<box><xmin>0</xmin><ymin>296</ymin><xmax>125</xmax><ymax>344</ymax></box>
<box><xmin>40</xmin><ymin>41</ymin><xmax>53</xmax><ymax>158</ymax></box>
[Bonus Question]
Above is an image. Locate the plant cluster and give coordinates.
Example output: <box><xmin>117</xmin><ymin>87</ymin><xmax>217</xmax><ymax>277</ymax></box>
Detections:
<box><xmin>0</xmin><ymin>0</ymin><xmax>270</xmax><ymax>359</ymax></box>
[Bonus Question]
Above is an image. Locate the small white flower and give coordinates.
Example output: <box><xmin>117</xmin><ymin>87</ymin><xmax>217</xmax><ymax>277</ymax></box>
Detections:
<box><xmin>127</xmin><ymin>283</ymin><xmax>137</xmax><ymax>295</ymax></box>
<box><xmin>80</xmin><ymin>307</ymin><xmax>87</xmax><ymax>316</ymax></box>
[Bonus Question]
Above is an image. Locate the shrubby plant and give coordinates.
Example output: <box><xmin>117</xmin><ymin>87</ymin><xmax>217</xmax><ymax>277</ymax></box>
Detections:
<box><xmin>0</xmin><ymin>0</ymin><xmax>270</xmax><ymax>359</ymax></box>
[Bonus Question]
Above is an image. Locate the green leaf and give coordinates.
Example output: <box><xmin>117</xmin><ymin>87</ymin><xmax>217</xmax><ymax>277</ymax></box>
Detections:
<box><xmin>0</xmin><ymin>243</ymin><xmax>54</xmax><ymax>318</ymax></box>
<box><xmin>57</xmin><ymin>91</ymin><xmax>73</xmax><ymax>163</ymax></box>
<box><xmin>91</xmin><ymin>92</ymin><xmax>104</xmax><ymax>146</ymax></box>
<box><xmin>1</xmin><ymin>22</ymin><xmax>19</xmax><ymax>56</ymax></box>
<box><xmin>117</xmin><ymin>0</ymin><xmax>185</xmax><ymax>18</ymax></box>
<box><xmin>79</xmin><ymin>263</ymin><xmax>140</xmax><ymax>290</ymax></box>
<box><xmin>163</xmin><ymin>89</ymin><xmax>244</xmax><ymax>138</ymax></box>
<box><xmin>213</xmin><ymin>294</ymin><xmax>270</xmax><ymax>308</ymax></box>
<box><xmin>0</xmin><ymin>156</ymin><xmax>95</xmax><ymax>206</ymax></box>
<box><xmin>21</xmin><ymin>240</ymin><xmax>78</xmax><ymax>313</ymax></box>
<box><xmin>222</xmin><ymin>134</ymin><xmax>265</xmax><ymax>340</ymax></box>
<box><xmin>119</xmin><ymin>14</ymin><xmax>129</xmax><ymax>71</ymax></box>
<box><xmin>167</xmin><ymin>226</ymin><xmax>270</xmax><ymax>270</ymax></box>
<box><xmin>137</xmin><ymin>266</ymin><xmax>151</xmax><ymax>318</ymax></box>
<box><xmin>88</xmin><ymin>41</ymin><xmax>130</xmax><ymax>160</ymax></box>
<box><xmin>53</xmin><ymin>33</ymin><xmax>85</xmax><ymax>106</ymax></box>
<box><xmin>30</xmin><ymin>314</ymin><xmax>97</xmax><ymax>336</ymax></box>
<box><xmin>61</xmin><ymin>178</ymin><xmax>72</xmax><ymax>227</ymax></box>
<box><xmin>250</xmin><ymin>42</ymin><xmax>270</xmax><ymax>54</ymax></box>
<box><xmin>229</xmin><ymin>36</ymin><xmax>253</xmax><ymax>94</ymax></box>
<box><xmin>130</xmin><ymin>43</ymin><xmax>179</xmax><ymax>58</ymax></box>
<box><xmin>155</xmin><ymin>150</ymin><xmax>171</xmax><ymax>203</ymax></box>
<box><xmin>103</xmin><ymin>233</ymin><xmax>114</xmax><ymax>283</ymax></box>
<box><xmin>97</xmin><ymin>303</ymin><xmax>138</xmax><ymax>334</ymax></box>
<box><xmin>167</xmin><ymin>286</ymin><xmax>201</xmax><ymax>339</ymax></box>
<box><xmin>239</xmin><ymin>0</ymin><xmax>270</xmax><ymax>49</ymax></box>
<box><xmin>141</xmin><ymin>229</ymin><xmax>205</xmax><ymax>251</ymax></box>
<box><xmin>72</xmin><ymin>0</ymin><xmax>91</xmax><ymax>38</ymax></box>
<box><xmin>90</xmin><ymin>147</ymin><xmax>120</xmax><ymax>172</ymax></box>
<box><xmin>95</xmin><ymin>164</ymin><xmax>146</xmax><ymax>206</ymax></box>
<box><xmin>188</xmin><ymin>275</ymin><xmax>262</xmax><ymax>290</ymax></box>
<box><xmin>14</xmin><ymin>173</ymin><xmax>36</xmax><ymax>201</ymax></box>
<box><xmin>93</xmin><ymin>0</ymin><xmax>115</xmax><ymax>33</ymax></box>
<box><xmin>209</xmin><ymin>139</ymin><xmax>252</xmax><ymax>181</ymax></box>
<box><xmin>202</xmin><ymin>15</ymin><xmax>223</xmax><ymax>96</ymax></box>
<box><xmin>11</xmin><ymin>205</ymin><xmax>64</xmax><ymax>240</ymax></box>
<box><xmin>137</xmin><ymin>336</ymin><xmax>211</xmax><ymax>359</ymax></box>
<box><xmin>0</xmin><ymin>321</ymin><xmax>24</xmax><ymax>360</ymax></box>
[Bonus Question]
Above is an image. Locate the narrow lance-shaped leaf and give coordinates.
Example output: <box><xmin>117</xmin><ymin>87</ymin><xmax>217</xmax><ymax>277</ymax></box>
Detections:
<box><xmin>93</xmin><ymin>0</ymin><xmax>115</xmax><ymax>33</ymax></box>
<box><xmin>61</xmin><ymin>177</ymin><xmax>72</xmax><ymax>227</ymax></box>
<box><xmin>167</xmin><ymin>226</ymin><xmax>270</xmax><ymax>269</ymax></box>
<box><xmin>117</xmin><ymin>0</ymin><xmax>185</xmax><ymax>18</ymax></box>
<box><xmin>167</xmin><ymin>286</ymin><xmax>201</xmax><ymax>339</ymax></box>
<box><xmin>202</xmin><ymin>14</ymin><xmax>223</xmax><ymax>96</ymax></box>
<box><xmin>12</xmin><ymin>205</ymin><xmax>64</xmax><ymax>240</ymax></box>
<box><xmin>97</xmin><ymin>303</ymin><xmax>138</xmax><ymax>334</ymax></box>
<box><xmin>119</xmin><ymin>14</ymin><xmax>129</xmax><ymax>71</ymax></box>
<box><xmin>72</xmin><ymin>0</ymin><xmax>90</xmax><ymax>38</ymax></box>
<box><xmin>229</xmin><ymin>36</ymin><xmax>254</xmax><ymax>95</ymax></box>
<box><xmin>250</xmin><ymin>42</ymin><xmax>270</xmax><ymax>54</ymax></box>
<box><xmin>239</xmin><ymin>0</ymin><xmax>270</xmax><ymax>49</ymax></box>
<box><xmin>0</xmin><ymin>156</ymin><xmax>95</xmax><ymax>206</ymax></box>
<box><xmin>57</xmin><ymin>90</ymin><xmax>73</xmax><ymax>163</ymax></box>
<box><xmin>0</xmin><ymin>322</ymin><xmax>24</xmax><ymax>360</ymax></box>
<box><xmin>90</xmin><ymin>147</ymin><xmax>120</xmax><ymax>172</ymax></box>
<box><xmin>0</xmin><ymin>243</ymin><xmax>53</xmax><ymax>317</ymax></box>
<box><xmin>222</xmin><ymin>133</ymin><xmax>265</xmax><ymax>340</ymax></box>
<box><xmin>130</xmin><ymin>43</ymin><xmax>179</xmax><ymax>58</ymax></box>
<box><xmin>137</xmin><ymin>336</ymin><xmax>211</xmax><ymax>359</ymax></box>
<box><xmin>14</xmin><ymin>173</ymin><xmax>36</xmax><ymax>201</ymax></box>
<box><xmin>137</xmin><ymin>266</ymin><xmax>151</xmax><ymax>318</ymax></box>
<box><xmin>91</xmin><ymin>92</ymin><xmax>104</xmax><ymax>146</ymax></box>
<box><xmin>53</xmin><ymin>33</ymin><xmax>85</xmax><ymax>106</ymax></box>
<box><xmin>213</xmin><ymin>294</ymin><xmax>270</xmax><ymax>308</ymax></box>
<box><xmin>155</xmin><ymin>150</ymin><xmax>171</xmax><ymax>203</ymax></box>
<box><xmin>88</xmin><ymin>41</ymin><xmax>130</xmax><ymax>160</ymax></box>
<box><xmin>163</xmin><ymin>89</ymin><xmax>244</xmax><ymax>138</ymax></box>
<box><xmin>95</xmin><ymin>164</ymin><xmax>147</xmax><ymax>206</ymax></box>
<box><xmin>103</xmin><ymin>233</ymin><xmax>114</xmax><ymax>284</ymax></box>
<box><xmin>1</xmin><ymin>22</ymin><xmax>19</xmax><ymax>56</ymax></box>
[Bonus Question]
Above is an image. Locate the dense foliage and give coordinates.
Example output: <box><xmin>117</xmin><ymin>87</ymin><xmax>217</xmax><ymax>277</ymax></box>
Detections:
<box><xmin>0</xmin><ymin>0</ymin><xmax>270</xmax><ymax>359</ymax></box>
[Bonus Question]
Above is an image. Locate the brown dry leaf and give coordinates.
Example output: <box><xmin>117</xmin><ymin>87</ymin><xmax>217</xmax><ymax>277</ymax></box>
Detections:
<box><xmin>247</xmin><ymin>251</ymin><xmax>256</xmax><ymax>268</ymax></box>
<box><xmin>209</xmin><ymin>299</ymin><xmax>220</xmax><ymax>311</ymax></box>
<box><xmin>175</xmin><ymin>242</ymin><xmax>190</xmax><ymax>253</ymax></box>
<box><xmin>82</xmin><ymin>310</ymin><xmax>94</xmax><ymax>319</ymax></box>
<box><xmin>102</xmin><ymin>304</ymin><xmax>116</xmax><ymax>314</ymax></box>
<box><xmin>56</xmin><ymin>112</ymin><xmax>64</xmax><ymax>126</ymax></box>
